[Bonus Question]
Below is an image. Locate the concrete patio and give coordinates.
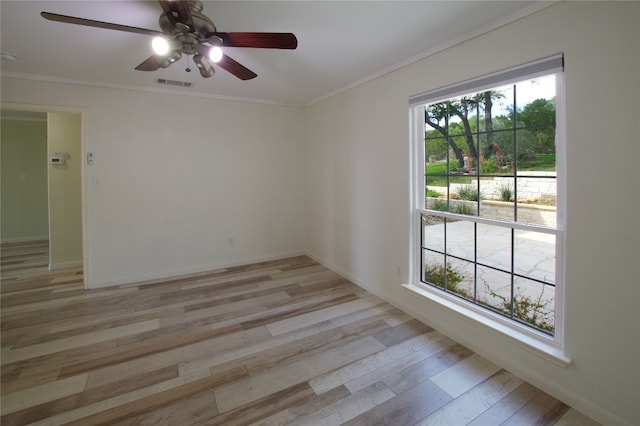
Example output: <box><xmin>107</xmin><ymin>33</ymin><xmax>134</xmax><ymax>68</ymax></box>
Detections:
<box><xmin>422</xmin><ymin>219</ymin><xmax>557</xmax><ymax>331</ymax></box>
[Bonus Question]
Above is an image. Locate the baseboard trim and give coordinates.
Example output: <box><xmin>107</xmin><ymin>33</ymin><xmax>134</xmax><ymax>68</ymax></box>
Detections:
<box><xmin>49</xmin><ymin>260</ymin><xmax>83</xmax><ymax>271</ymax></box>
<box><xmin>86</xmin><ymin>251</ymin><xmax>306</xmax><ymax>289</ymax></box>
<box><xmin>1</xmin><ymin>236</ymin><xmax>49</xmax><ymax>244</ymax></box>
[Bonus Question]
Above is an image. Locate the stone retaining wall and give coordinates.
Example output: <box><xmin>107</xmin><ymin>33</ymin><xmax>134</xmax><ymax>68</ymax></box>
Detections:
<box><xmin>425</xmin><ymin>198</ymin><xmax>556</xmax><ymax>227</ymax></box>
<box><xmin>429</xmin><ymin>172</ymin><xmax>557</xmax><ymax>202</ymax></box>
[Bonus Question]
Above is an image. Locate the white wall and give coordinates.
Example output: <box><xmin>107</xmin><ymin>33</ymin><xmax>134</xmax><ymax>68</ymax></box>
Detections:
<box><xmin>304</xmin><ymin>2</ymin><xmax>639</xmax><ymax>425</ymax></box>
<box><xmin>1</xmin><ymin>82</ymin><xmax>305</xmax><ymax>287</ymax></box>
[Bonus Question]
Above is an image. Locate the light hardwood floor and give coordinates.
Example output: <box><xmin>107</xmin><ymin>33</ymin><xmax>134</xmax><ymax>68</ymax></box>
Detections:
<box><xmin>1</xmin><ymin>242</ymin><xmax>599</xmax><ymax>425</ymax></box>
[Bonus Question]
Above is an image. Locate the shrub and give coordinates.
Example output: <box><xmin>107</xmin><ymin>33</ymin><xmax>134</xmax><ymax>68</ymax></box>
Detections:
<box><xmin>457</xmin><ymin>185</ymin><xmax>480</xmax><ymax>201</ymax></box>
<box><xmin>432</xmin><ymin>199</ymin><xmax>448</xmax><ymax>211</ymax></box>
<box><xmin>426</xmin><ymin>188</ymin><xmax>442</xmax><ymax>198</ymax></box>
<box><xmin>498</xmin><ymin>184</ymin><xmax>514</xmax><ymax>202</ymax></box>
<box><xmin>486</xmin><ymin>286</ymin><xmax>554</xmax><ymax>333</ymax></box>
<box><xmin>424</xmin><ymin>262</ymin><xmax>470</xmax><ymax>298</ymax></box>
<box><xmin>481</xmin><ymin>156</ymin><xmax>498</xmax><ymax>174</ymax></box>
<box><xmin>454</xmin><ymin>203</ymin><xmax>474</xmax><ymax>215</ymax></box>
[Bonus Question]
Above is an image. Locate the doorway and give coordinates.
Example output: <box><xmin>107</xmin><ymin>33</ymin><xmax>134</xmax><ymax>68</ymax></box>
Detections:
<box><xmin>0</xmin><ymin>108</ymin><xmax>84</xmax><ymax>286</ymax></box>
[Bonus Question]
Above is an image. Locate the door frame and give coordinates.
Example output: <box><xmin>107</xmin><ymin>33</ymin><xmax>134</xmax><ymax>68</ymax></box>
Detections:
<box><xmin>2</xmin><ymin>102</ymin><xmax>88</xmax><ymax>289</ymax></box>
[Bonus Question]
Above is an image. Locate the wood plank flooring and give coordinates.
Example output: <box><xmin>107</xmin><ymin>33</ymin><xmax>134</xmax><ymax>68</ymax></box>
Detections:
<box><xmin>1</xmin><ymin>243</ymin><xmax>600</xmax><ymax>425</ymax></box>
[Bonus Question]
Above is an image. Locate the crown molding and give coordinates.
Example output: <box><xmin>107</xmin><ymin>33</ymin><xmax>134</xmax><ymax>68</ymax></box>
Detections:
<box><xmin>306</xmin><ymin>1</ymin><xmax>559</xmax><ymax>107</ymax></box>
<box><xmin>0</xmin><ymin>71</ymin><xmax>303</xmax><ymax>108</ymax></box>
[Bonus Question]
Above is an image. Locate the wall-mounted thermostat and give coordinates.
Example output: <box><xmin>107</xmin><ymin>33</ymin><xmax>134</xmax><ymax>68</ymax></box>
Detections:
<box><xmin>50</xmin><ymin>152</ymin><xmax>70</xmax><ymax>165</ymax></box>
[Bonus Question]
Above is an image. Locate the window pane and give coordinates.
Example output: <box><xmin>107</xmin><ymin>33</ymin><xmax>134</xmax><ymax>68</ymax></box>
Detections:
<box><xmin>422</xmin><ymin>251</ymin><xmax>445</xmax><ymax>286</ymax></box>
<box><xmin>513</xmin><ymin>277</ymin><xmax>555</xmax><ymax>333</ymax></box>
<box><xmin>447</xmin><ymin>257</ymin><xmax>475</xmax><ymax>300</ymax></box>
<box><xmin>515</xmin><ymin>177</ymin><xmax>557</xmax><ymax>227</ymax></box>
<box><xmin>493</xmin><ymin>84</ymin><xmax>515</xmax><ymax>123</ymax></box>
<box><xmin>425</xmin><ymin>143</ymin><xmax>448</xmax><ymax>205</ymax></box>
<box><xmin>477</xmin><ymin>266</ymin><xmax>512</xmax><ymax>313</ymax></box>
<box><xmin>516</xmin><ymin>131</ymin><xmax>555</xmax><ymax>171</ymax></box>
<box><xmin>514</xmin><ymin>229</ymin><xmax>555</xmax><ymax>284</ymax></box>
<box><xmin>476</xmin><ymin>223</ymin><xmax>511</xmax><ymax>272</ymax></box>
<box><xmin>489</xmin><ymin>130</ymin><xmax>515</xmax><ymax>175</ymax></box>
<box><xmin>425</xmin><ymin>136</ymin><xmax>447</xmax><ymax>164</ymax></box>
<box><xmin>479</xmin><ymin>149</ymin><xmax>514</xmax><ymax>176</ymax></box>
<box><xmin>479</xmin><ymin>177</ymin><xmax>515</xmax><ymax>221</ymax></box>
<box><xmin>422</xmin><ymin>214</ymin><xmax>445</xmax><ymax>253</ymax></box>
<box><xmin>446</xmin><ymin>220</ymin><xmax>474</xmax><ymax>260</ymax></box>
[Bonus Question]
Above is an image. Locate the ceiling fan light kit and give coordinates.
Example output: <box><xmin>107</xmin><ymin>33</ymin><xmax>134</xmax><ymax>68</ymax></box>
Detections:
<box><xmin>41</xmin><ymin>0</ymin><xmax>297</xmax><ymax>80</ymax></box>
<box><xmin>151</xmin><ymin>36</ymin><xmax>171</xmax><ymax>55</ymax></box>
<box><xmin>208</xmin><ymin>46</ymin><xmax>223</xmax><ymax>63</ymax></box>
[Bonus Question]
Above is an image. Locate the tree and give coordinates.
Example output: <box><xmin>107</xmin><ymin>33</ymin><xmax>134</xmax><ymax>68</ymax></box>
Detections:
<box><xmin>425</xmin><ymin>91</ymin><xmax>504</xmax><ymax>169</ymax></box>
<box><xmin>425</xmin><ymin>102</ymin><xmax>465</xmax><ymax>168</ymax></box>
<box><xmin>453</xmin><ymin>97</ymin><xmax>479</xmax><ymax>162</ymax></box>
<box><xmin>482</xmin><ymin>91</ymin><xmax>494</xmax><ymax>159</ymax></box>
<box><xmin>517</xmin><ymin>98</ymin><xmax>556</xmax><ymax>154</ymax></box>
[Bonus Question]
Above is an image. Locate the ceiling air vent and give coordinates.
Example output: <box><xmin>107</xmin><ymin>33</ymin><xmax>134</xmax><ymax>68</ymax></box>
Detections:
<box><xmin>157</xmin><ymin>79</ymin><xmax>192</xmax><ymax>88</ymax></box>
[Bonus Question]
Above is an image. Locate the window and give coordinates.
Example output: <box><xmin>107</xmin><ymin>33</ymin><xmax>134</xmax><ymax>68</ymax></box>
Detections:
<box><xmin>408</xmin><ymin>55</ymin><xmax>566</xmax><ymax>358</ymax></box>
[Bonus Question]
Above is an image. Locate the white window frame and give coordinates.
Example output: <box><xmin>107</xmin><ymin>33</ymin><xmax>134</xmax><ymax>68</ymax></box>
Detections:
<box><xmin>405</xmin><ymin>55</ymin><xmax>570</xmax><ymax>366</ymax></box>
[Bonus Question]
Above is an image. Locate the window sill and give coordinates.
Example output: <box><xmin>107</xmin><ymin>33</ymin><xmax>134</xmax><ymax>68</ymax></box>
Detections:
<box><xmin>402</xmin><ymin>282</ymin><xmax>572</xmax><ymax>367</ymax></box>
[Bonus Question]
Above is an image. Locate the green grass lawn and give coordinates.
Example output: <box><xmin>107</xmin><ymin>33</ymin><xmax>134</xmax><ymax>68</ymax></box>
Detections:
<box><xmin>426</xmin><ymin>154</ymin><xmax>556</xmax><ymax>186</ymax></box>
<box><xmin>516</xmin><ymin>154</ymin><xmax>556</xmax><ymax>171</ymax></box>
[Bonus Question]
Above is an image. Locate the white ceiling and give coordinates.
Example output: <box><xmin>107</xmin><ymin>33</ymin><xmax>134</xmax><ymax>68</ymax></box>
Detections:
<box><xmin>1</xmin><ymin>1</ymin><xmax>548</xmax><ymax>107</ymax></box>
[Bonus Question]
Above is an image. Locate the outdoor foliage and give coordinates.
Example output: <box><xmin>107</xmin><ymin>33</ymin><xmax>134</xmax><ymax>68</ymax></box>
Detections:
<box><xmin>514</xmin><ymin>98</ymin><xmax>556</xmax><ymax>154</ymax></box>
<box><xmin>431</xmin><ymin>199</ymin><xmax>448</xmax><ymax>211</ymax></box>
<box><xmin>424</xmin><ymin>261</ymin><xmax>554</xmax><ymax>333</ymax></box>
<box><xmin>498</xmin><ymin>184</ymin><xmax>514</xmax><ymax>202</ymax></box>
<box><xmin>480</xmin><ymin>156</ymin><xmax>498</xmax><ymax>174</ymax></box>
<box><xmin>457</xmin><ymin>185</ymin><xmax>480</xmax><ymax>201</ymax></box>
<box><xmin>426</xmin><ymin>188</ymin><xmax>442</xmax><ymax>198</ymax></box>
<box><xmin>454</xmin><ymin>203</ymin><xmax>474</xmax><ymax>215</ymax></box>
<box><xmin>424</xmin><ymin>89</ymin><xmax>556</xmax><ymax>175</ymax></box>
<box><xmin>423</xmin><ymin>262</ymin><xmax>470</xmax><ymax>298</ymax></box>
<box><xmin>486</xmin><ymin>286</ymin><xmax>555</xmax><ymax>333</ymax></box>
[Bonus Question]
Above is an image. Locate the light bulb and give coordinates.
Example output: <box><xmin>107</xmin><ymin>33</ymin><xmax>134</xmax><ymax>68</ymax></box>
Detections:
<box><xmin>152</xmin><ymin>37</ymin><xmax>170</xmax><ymax>55</ymax></box>
<box><xmin>208</xmin><ymin>46</ymin><xmax>223</xmax><ymax>63</ymax></box>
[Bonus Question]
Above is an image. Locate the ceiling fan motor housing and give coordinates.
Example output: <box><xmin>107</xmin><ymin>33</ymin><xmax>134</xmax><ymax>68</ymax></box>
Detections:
<box><xmin>159</xmin><ymin>0</ymin><xmax>216</xmax><ymax>56</ymax></box>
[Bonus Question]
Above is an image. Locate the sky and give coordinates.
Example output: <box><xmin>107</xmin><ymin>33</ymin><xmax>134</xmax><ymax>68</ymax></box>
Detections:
<box><xmin>424</xmin><ymin>73</ymin><xmax>557</xmax><ymax>125</ymax></box>
<box><xmin>493</xmin><ymin>74</ymin><xmax>556</xmax><ymax>114</ymax></box>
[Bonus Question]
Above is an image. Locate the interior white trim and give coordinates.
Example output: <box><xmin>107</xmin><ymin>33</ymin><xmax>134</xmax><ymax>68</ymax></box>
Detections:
<box><xmin>49</xmin><ymin>260</ymin><xmax>83</xmax><ymax>271</ymax></box>
<box><xmin>0</xmin><ymin>235</ymin><xmax>49</xmax><ymax>244</ymax></box>
<box><xmin>87</xmin><ymin>250</ymin><xmax>306</xmax><ymax>289</ymax></box>
<box><xmin>2</xmin><ymin>102</ymin><xmax>88</xmax><ymax>290</ymax></box>
<box><xmin>0</xmin><ymin>72</ymin><xmax>301</xmax><ymax>108</ymax></box>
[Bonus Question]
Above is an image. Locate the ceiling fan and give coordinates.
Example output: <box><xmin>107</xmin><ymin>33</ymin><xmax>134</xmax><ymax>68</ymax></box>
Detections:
<box><xmin>41</xmin><ymin>0</ymin><xmax>297</xmax><ymax>80</ymax></box>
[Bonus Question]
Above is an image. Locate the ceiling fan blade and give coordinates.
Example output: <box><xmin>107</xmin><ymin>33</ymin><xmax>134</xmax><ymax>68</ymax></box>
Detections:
<box><xmin>158</xmin><ymin>0</ymin><xmax>194</xmax><ymax>29</ymax></box>
<box><xmin>135</xmin><ymin>56</ymin><xmax>160</xmax><ymax>71</ymax></box>
<box><xmin>41</xmin><ymin>12</ymin><xmax>163</xmax><ymax>37</ymax></box>
<box><xmin>206</xmin><ymin>32</ymin><xmax>298</xmax><ymax>49</ymax></box>
<box><xmin>216</xmin><ymin>54</ymin><xmax>257</xmax><ymax>80</ymax></box>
